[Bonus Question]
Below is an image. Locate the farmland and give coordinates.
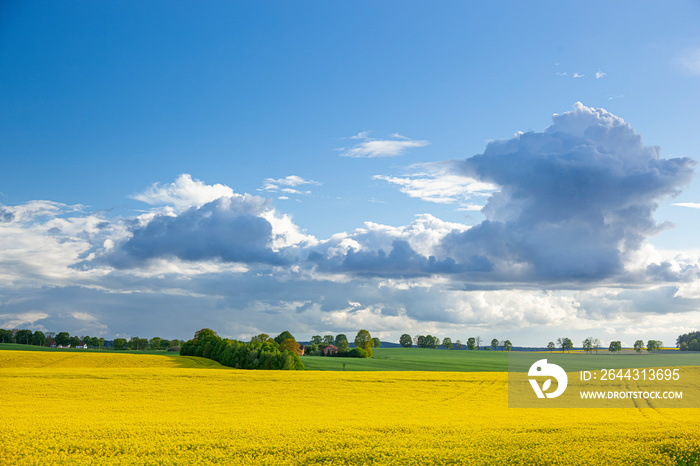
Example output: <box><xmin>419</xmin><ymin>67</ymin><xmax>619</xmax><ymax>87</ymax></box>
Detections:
<box><xmin>1</xmin><ymin>349</ymin><xmax>700</xmax><ymax>465</ymax></box>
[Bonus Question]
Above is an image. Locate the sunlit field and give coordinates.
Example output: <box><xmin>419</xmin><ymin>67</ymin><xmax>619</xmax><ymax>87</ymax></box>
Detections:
<box><xmin>2</xmin><ymin>350</ymin><xmax>699</xmax><ymax>465</ymax></box>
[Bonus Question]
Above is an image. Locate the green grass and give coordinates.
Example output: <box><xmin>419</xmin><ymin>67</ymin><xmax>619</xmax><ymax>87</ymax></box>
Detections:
<box><xmin>302</xmin><ymin>348</ymin><xmax>700</xmax><ymax>372</ymax></box>
<box><xmin>302</xmin><ymin>347</ymin><xmax>509</xmax><ymax>372</ymax></box>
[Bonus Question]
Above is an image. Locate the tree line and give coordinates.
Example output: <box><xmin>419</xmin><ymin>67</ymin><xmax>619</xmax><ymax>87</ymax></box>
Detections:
<box><xmin>0</xmin><ymin>328</ymin><xmax>184</xmax><ymax>351</ymax></box>
<box><xmin>179</xmin><ymin>328</ymin><xmax>305</xmax><ymax>370</ymax></box>
<box><xmin>397</xmin><ymin>334</ymin><xmax>513</xmax><ymax>351</ymax></box>
<box><xmin>306</xmin><ymin>330</ymin><xmax>377</xmax><ymax>358</ymax></box>
<box><xmin>545</xmin><ymin>337</ymin><xmax>665</xmax><ymax>353</ymax></box>
<box><xmin>677</xmin><ymin>331</ymin><xmax>700</xmax><ymax>351</ymax></box>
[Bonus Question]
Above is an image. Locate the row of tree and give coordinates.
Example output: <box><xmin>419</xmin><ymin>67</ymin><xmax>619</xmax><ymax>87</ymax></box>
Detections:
<box><xmin>397</xmin><ymin>334</ymin><xmax>513</xmax><ymax>351</ymax></box>
<box><xmin>0</xmin><ymin>328</ymin><xmax>106</xmax><ymax>348</ymax></box>
<box><xmin>180</xmin><ymin>329</ymin><xmax>305</xmax><ymax>370</ymax></box>
<box><xmin>305</xmin><ymin>331</ymin><xmax>377</xmax><ymax>358</ymax></box>
<box><xmin>546</xmin><ymin>337</ymin><xmax>664</xmax><ymax>353</ymax></box>
<box><xmin>0</xmin><ymin>328</ymin><xmax>184</xmax><ymax>351</ymax></box>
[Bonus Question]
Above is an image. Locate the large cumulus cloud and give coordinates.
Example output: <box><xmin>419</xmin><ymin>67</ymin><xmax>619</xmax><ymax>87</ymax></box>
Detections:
<box><xmin>437</xmin><ymin>103</ymin><xmax>695</xmax><ymax>282</ymax></box>
<box><xmin>103</xmin><ymin>195</ymin><xmax>290</xmax><ymax>268</ymax></box>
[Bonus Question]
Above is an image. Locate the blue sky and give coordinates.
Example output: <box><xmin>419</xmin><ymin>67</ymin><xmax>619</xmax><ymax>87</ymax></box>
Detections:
<box><xmin>1</xmin><ymin>1</ymin><xmax>700</xmax><ymax>346</ymax></box>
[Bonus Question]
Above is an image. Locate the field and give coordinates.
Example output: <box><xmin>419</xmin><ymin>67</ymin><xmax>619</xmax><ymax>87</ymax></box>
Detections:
<box><xmin>302</xmin><ymin>347</ymin><xmax>509</xmax><ymax>371</ymax></box>
<box><xmin>2</xmin><ymin>350</ymin><xmax>700</xmax><ymax>465</ymax></box>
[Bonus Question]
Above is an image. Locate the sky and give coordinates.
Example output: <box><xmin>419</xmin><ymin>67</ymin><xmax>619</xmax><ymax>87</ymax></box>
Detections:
<box><xmin>1</xmin><ymin>1</ymin><xmax>700</xmax><ymax>347</ymax></box>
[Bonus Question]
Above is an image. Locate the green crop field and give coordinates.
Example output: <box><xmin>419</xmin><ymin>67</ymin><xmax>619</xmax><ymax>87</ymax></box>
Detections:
<box><xmin>302</xmin><ymin>347</ymin><xmax>700</xmax><ymax>372</ymax></box>
<box><xmin>301</xmin><ymin>347</ymin><xmax>510</xmax><ymax>371</ymax></box>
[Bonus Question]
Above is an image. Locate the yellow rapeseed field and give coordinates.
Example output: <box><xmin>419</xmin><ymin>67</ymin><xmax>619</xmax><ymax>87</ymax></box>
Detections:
<box><xmin>1</xmin><ymin>350</ymin><xmax>699</xmax><ymax>465</ymax></box>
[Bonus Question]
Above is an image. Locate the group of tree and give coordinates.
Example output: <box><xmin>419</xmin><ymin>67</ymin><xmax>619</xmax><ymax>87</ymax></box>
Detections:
<box><xmin>632</xmin><ymin>340</ymin><xmax>664</xmax><ymax>353</ymax></box>
<box><xmin>677</xmin><ymin>331</ymin><xmax>700</xmax><ymax>351</ymax></box>
<box><xmin>0</xmin><ymin>328</ymin><xmax>105</xmax><ymax>349</ymax></box>
<box><xmin>305</xmin><ymin>330</ymin><xmax>376</xmax><ymax>358</ymax></box>
<box><xmin>0</xmin><ymin>328</ymin><xmax>183</xmax><ymax>351</ymax></box>
<box><xmin>546</xmin><ymin>337</ymin><xmax>664</xmax><ymax>353</ymax></box>
<box><xmin>398</xmin><ymin>334</ymin><xmax>511</xmax><ymax>351</ymax></box>
<box><xmin>180</xmin><ymin>328</ymin><xmax>305</xmax><ymax>370</ymax></box>
<box><xmin>112</xmin><ymin>336</ymin><xmax>183</xmax><ymax>351</ymax></box>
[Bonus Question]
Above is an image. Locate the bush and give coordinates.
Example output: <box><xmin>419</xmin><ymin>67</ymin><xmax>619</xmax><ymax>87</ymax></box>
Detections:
<box><xmin>179</xmin><ymin>329</ymin><xmax>305</xmax><ymax>370</ymax></box>
<box><xmin>349</xmin><ymin>347</ymin><xmax>369</xmax><ymax>358</ymax></box>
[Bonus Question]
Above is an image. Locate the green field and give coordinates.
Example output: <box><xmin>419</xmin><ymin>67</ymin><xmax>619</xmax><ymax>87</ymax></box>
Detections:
<box><xmin>302</xmin><ymin>347</ymin><xmax>510</xmax><ymax>371</ymax></box>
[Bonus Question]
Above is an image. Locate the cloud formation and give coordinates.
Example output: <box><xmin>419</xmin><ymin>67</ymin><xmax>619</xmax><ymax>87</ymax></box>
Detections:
<box><xmin>131</xmin><ymin>174</ymin><xmax>235</xmax><ymax>211</ymax></box>
<box><xmin>374</xmin><ymin>161</ymin><xmax>496</xmax><ymax>205</ymax></box>
<box><xmin>104</xmin><ymin>195</ymin><xmax>289</xmax><ymax>268</ymax></box>
<box><xmin>261</xmin><ymin>175</ymin><xmax>321</xmax><ymax>196</ymax></box>
<box><xmin>337</xmin><ymin>133</ymin><xmax>429</xmax><ymax>158</ymax></box>
<box><xmin>440</xmin><ymin>102</ymin><xmax>694</xmax><ymax>281</ymax></box>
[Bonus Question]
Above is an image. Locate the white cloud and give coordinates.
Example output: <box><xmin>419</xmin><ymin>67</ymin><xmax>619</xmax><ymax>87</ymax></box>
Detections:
<box><xmin>261</xmin><ymin>175</ymin><xmax>321</xmax><ymax>195</ymax></box>
<box><xmin>374</xmin><ymin>161</ymin><xmax>497</xmax><ymax>204</ymax></box>
<box><xmin>676</xmin><ymin>47</ymin><xmax>700</xmax><ymax>76</ymax></box>
<box><xmin>573</xmin><ymin>72</ymin><xmax>584</xmax><ymax>78</ymax></box>
<box><xmin>338</xmin><ymin>133</ymin><xmax>429</xmax><ymax>158</ymax></box>
<box><xmin>673</xmin><ymin>202</ymin><xmax>700</xmax><ymax>209</ymax></box>
<box><xmin>595</xmin><ymin>71</ymin><xmax>606</xmax><ymax>79</ymax></box>
<box><xmin>0</xmin><ymin>312</ymin><xmax>50</xmax><ymax>329</ymax></box>
<box><xmin>131</xmin><ymin>174</ymin><xmax>236</xmax><ymax>211</ymax></box>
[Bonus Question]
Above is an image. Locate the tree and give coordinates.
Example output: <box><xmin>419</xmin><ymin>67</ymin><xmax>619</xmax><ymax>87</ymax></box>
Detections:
<box><xmin>337</xmin><ymin>339</ymin><xmax>350</xmax><ymax>353</ymax></box>
<box><xmin>55</xmin><ymin>332</ymin><xmax>70</xmax><ymax>346</ymax></box>
<box><xmin>467</xmin><ymin>337</ymin><xmax>476</xmax><ymax>351</ymax></box>
<box><xmin>557</xmin><ymin>337</ymin><xmax>573</xmax><ymax>353</ymax></box>
<box><xmin>149</xmin><ymin>337</ymin><xmax>162</xmax><ymax>350</ymax></box>
<box><xmin>428</xmin><ymin>335</ymin><xmax>439</xmax><ymax>349</ymax></box>
<box><xmin>442</xmin><ymin>337</ymin><xmax>453</xmax><ymax>350</ymax></box>
<box><xmin>503</xmin><ymin>340</ymin><xmax>512</xmax><ymax>351</ymax></box>
<box><xmin>89</xmin><ymin>336</ymin><xmax>101</xmax><ymax>349</ymax></box>
<box><xmin>31</xmin><ymin>331</ymin><xmax>46</xmax><ymax>347</ymax></box>
<box><xmin>250</xmin><ymin>334</ymin><xmax>273</xmax><ymax>344</ymax></box>
<box><xmin>159</xmin><ymin>339</ymin><xmax>170</xmax><ymax>350</ymax></box>
<box><xmin>399</xmin><ymin>334</ymin><xmax>412</xmax><ymax>348</ymax></box>
<box><xmin>592</xmin><ymin>338</ymin><xmax>601</xmax><ymax>354</ymax></box>
<box><xmin>113</xmin><ymin>338</ymin><xmax>127</xmax><ymax>350</ymax></box>
<box><xmin>647</xmin><ymin>340</ymin><xmax>663</xmax><ymax>353</ymax></box>
<box><xmin>475</xmin><ymin>336</ymin><xmax>482</xmax><ymax>351</ymax></box>
<box><xmin>335</xmin><ymin>334</ymin><xmax>348</xmax><ymax>347</ymax></box>
<box><xmin>371</xmin><ymin>337</ymin><xmax>381</xmax><ymax>348</ymax></box>
<box><xmin>491</xmin><ymin>338</ymin><xmax>499</xmax><ymax>351</ymax></box>
<box><xmin>279</xmin><ymin>338</ymin><xmax>303</xmax><ymax>356</ymax></box>
<box><xmin>15</xmin><ymin>329</ymin><xmax>33</xmax><ymax>345</ymax></box>
<box><xmin>676</xmin><ymin>331</ymin><xmax>700</xmax><ymax>348</ymax></box>
<box><xmin>582</xmin><ymin>338</ymin><xmax>592</xmax><ymax>354</ymax></box>
<box><xmin>680</xmin><ymin>342</ymin><xmax>688</xmax><ymax>351</ymax></box>
<box><xmin>454</xmin><ymin>339</ymin><xmax>462</xmax><ymax>350</ymax></box>
<box><xmin>69</xmin><ymin>335</ymin><xmax>80</xmax><ymax>348</ymax></box>
<box><xmin>633</xmin><ymin>340</ymin><xmax>644</xmax><ymax>353</ymax></box>
<box><xmin>274</xmin><ymin>331</ymin><xmax>295</xmax><ymax>345</ymax></box>
<box><xmin>310</xmin><ymin>335</ymin><xmax>322</xmax><ymax>345</ymax></box>
<box><xmin>690</xmin><ymin>339</ymin><xmax>700</xmax><ymax>351</ymax></box>
<box><xmin>608</xmin><ymin>341</ymin><xmax>622</xmax><ymax>353</ymax></box>
<box><xmin>0</xmin><ymin>329</ymin><xmax>12</xmax><ymax>343</ymax></box>
<box><xmin>547</xmin><ymin>342</ymin><xmax>555</xmax><ymax>352</ymax></box>
<box><xmin>354</xmin><ymin>329</ymin><xmax>373</xmax><ymax>358</ymax></box>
